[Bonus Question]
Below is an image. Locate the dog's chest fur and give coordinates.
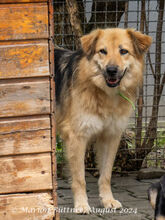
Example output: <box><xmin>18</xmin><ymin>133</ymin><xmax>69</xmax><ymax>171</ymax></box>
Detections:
<box><xmin>76</xmin><ymin>112</ymin><xmax>128</xmax><ymax>137</ymax></box>
<box><xmin>72</xmin><ymin>90</ymin><xmax>132</xmax><ymax>138</ymax></box>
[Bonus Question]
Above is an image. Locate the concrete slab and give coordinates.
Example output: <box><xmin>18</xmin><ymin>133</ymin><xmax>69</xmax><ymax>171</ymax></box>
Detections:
<box><xmin>137</xmin><ymin>168</ymin><xmax>165</xmax><ymax>180</ymax></box>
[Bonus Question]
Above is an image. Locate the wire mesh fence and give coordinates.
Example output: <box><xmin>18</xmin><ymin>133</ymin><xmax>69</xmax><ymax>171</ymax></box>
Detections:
<box><xmin>54</xmin><ymin>0</ymin><xmax>165</xmax><ymax>175</ymax></box>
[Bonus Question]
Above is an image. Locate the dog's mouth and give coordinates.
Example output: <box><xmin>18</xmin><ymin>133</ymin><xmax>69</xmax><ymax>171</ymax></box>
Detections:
<box><xmin>105</xmin><ymin>68</ymin><xmax>127</xmax><ymax>88</ymax></box>
<box><xmin>106</xmin><ymin>78</ymin><xmax>120</xmax><ymax>87</ymax></box>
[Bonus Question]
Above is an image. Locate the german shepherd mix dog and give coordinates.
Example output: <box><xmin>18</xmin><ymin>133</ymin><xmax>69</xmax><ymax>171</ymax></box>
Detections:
<box><xmin>55</xmin><ymin>28</ymin><xmax>152</xmax><ymax>213</ymax></box>
<box><xmin>148</xmin><ymin>175</ymin><xmax>165</xmax><ymax>220</ymax></box>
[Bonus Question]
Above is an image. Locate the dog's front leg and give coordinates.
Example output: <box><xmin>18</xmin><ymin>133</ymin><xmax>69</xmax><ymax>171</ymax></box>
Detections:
<box><xmin>96</xmin><ymin>134</ymin><xmax>122</xmax><ymax>209</ymax></box>
<box><xmin>65</xmin><ymin>134</ymin><xmax>91</xmax><ymax>214</ymax></box>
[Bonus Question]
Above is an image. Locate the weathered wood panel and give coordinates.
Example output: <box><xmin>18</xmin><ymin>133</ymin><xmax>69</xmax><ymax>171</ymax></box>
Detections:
<box><xmin>0</xmin><ymin>153</ymin><xmax>52</xmax><ymax>193</ymax></box>
<box><xmin>0</xmin><ymin>116</ymin><xmax>50</xmax><ymax>134</ymax></box>
<box><xmin>0</xmin><ymin>116</ymin><xmax>51</xmax><ymax>156</ymax></box>
<box><xmin>0</xmin><ymin>79</ymin><xmax>50</xmax><ymax>117</ymax></box>
<box><xmin>0</xmin><ymin>41</ymin><xmax>49</xmax><ymax>79</ymax></box>
<box><xmin>0</xmin><ymin>0</ymin><xmax>47</xmax><ymax>3</ymax></box>
<box><xmin>0</xmin><ymin>193</ymin><xmax>54</xmax><ymax>220</ymax></box>
<box><xmin>0</xmin><ymin>3</ymin><xmax>48</xmax><ymax>40</ymax></box>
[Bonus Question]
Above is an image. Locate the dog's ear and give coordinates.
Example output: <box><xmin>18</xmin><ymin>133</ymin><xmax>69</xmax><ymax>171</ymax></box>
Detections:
<box><xmin>127</xmin><ymin>29</ymin><xmax>152</xmax><ymax>55</ymax></box>
<box><xmin>80</xmin><ymin>29</ymin><xmax>101</xmax><ymax>58</ymax></box>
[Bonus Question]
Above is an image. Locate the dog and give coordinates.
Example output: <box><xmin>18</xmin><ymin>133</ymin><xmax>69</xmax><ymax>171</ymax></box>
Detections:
<box><xmin>55</xmin><ymin>28</ymin><xmax>152</xmax><ymax>213</ymax></box>
<box><xmin>148</xmin><ymin>175</ymin><xmax>165</xmax><ymax>220</ymax></box>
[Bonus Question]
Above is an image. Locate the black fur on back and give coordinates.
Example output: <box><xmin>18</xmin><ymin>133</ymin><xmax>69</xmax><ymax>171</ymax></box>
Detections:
<box><xmin>54</xmin><ymin>48</ymin><xmax>84</xmax><ymax>104</ymax></box>
<box><xmin>155</xmin><ymin>183</ymin><xmax>165</xmax><ymax>219</ymax></box>
<box><xmin>148</xmin><ymin>176</ymin><xmax>165</xmax><ymax>220</ymax></box>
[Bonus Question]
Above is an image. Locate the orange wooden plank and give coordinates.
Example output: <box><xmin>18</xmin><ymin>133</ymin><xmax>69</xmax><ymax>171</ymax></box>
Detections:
<box><xmin>0</xmin><ymin>153</ymin><xmax>53</xmax><ymax>193</ymax></box>
<box><xmin>0</xmin><ymin>40</ymin><xmax>49</xmax><ymax>79</ymax></box>
<box><xmin>0</xmin><ymin>78</ymin><xmax>50</xmax><ymax>117</ymax></box>
<box><xmin>0</xmin><ymin>116</ymin><xmax>51</xmax><ymax>156</ymax></box>
<box><xmin>0</xmin><ymin>0</ymin><xmax>47</xmax><ymax>3</ymax></box>
<box><xmin>0</xmin><ymin>193</ymin><xmax>54</xmax><ymax>220</ymax></box>
<box><xmin>0</xmin><ymin>3</ymin><xmax>48</xmax><ymax>40</ymax></box>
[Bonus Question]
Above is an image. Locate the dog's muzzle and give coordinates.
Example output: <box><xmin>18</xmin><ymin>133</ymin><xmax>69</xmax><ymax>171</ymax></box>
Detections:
<box><xmin>104</xmin><ymin>67</ymin><xmax>127</xmax><ymax>88</ymax></box>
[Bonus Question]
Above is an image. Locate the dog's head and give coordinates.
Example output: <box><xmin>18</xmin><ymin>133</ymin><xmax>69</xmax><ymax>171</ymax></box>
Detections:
<box><xmin>80</xmin><ymin>28</ymin><xmax>152</xmax><ymax>91</ymax></box>
<box><xmin>148</xmin><ymin>175</ymin><xmax>165</xmax><ymax>220</ymax></box>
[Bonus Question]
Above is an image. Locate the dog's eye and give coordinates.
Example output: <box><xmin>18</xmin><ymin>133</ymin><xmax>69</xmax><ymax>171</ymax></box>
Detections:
<box><xmin>99</xmin><ymin>49</ymin><xmax>107</xmax><ymax>55</ymax></box>
<box><xmin>120</xmin><ymin>49</ymin><xmax>128</xmax><ymax>55</ymax></box>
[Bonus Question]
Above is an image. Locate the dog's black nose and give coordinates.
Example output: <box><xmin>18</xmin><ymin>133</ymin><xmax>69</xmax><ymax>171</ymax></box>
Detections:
<box><xmin>106</xmin><ymin>66</ymin><xmax>118</xmax><ymax>76</ymax></box>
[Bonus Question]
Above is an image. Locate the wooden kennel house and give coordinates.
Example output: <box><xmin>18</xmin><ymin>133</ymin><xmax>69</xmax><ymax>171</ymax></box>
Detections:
<box><xmin>0</xmin><ymin>0</ymin><xmax>58</xmax><ymax>219</ymax></box>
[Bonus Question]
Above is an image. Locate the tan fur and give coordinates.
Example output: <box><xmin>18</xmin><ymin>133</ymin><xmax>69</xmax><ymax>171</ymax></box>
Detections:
<box><xmin>149</xmin><ymin>188</ymin><xmax>158</xmax><ymax>209</ymax></box>
<box><xmin>157</xmin><ymin>217</ymin><xmax>165</xmax><ymax>220</ymax></box>
<box><xmin>56</xmin><ymin>28</ymin><xmax>152</xmax><ymax>213</ymax></box>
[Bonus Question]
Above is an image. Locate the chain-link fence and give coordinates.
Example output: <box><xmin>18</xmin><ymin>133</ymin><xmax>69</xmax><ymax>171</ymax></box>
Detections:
<box><xmin>54</xmin><ymin>0</ymin><xmax>165</xmax><ymax>175</ymax></box>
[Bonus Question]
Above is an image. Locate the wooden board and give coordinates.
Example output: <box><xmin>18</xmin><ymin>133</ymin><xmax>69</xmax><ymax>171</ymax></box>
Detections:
<box><xmin>0</xmin><ymin>3</ymin><xmax>48</xmax><ymax>40</ymax></box>
<box><xmin>0</xmin><ymin>41</ymin><xmax>49</xmax><ymax>79</ymax></box>
<box><xmin>0</xmin><ymin>78</ymin><xmax>50</xmax><ymax>117</ymax></box>
<box><xmin>0</xmin><ymin>193</ymin><xmax>54</xmax><ymax>220</ymax></box>
<box><xmin>0</xmin><ymin>116</ymin><xmax>51</xmax><ymax>156</ymax></box>
<box><xmin>0</xmin><ymin>153</ymin><xmax>52</xmax><ymax>193</ymax></box>
<box><xmin>0</xmin><ymin>0</ymin><xmax>47</xmax><ymax>3</ymax></box>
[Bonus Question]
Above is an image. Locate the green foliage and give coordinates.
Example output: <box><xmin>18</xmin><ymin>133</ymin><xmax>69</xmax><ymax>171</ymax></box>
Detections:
<box><xmin>56</xmin><ymin>134</ymin><xmax>65</xmax><ymax>164</ymax></box>
<box><xmin>125</xmin><ymin>129</ymin><xmax>165</xmax><ymax>150</ymax></box>
<box><xmin>125</xmin><ymin>129</ymin><xmax>165</xmax><ymax>169</ymax></box>
<box><xmin>56</xmin><ymin>130</ymin><xmax>165</xmax><ymax>170</ymax></box>
<box><xmin>155</xmin><ymin>130</ymin><xmax>165</xmax><ymax>149</ymax></box>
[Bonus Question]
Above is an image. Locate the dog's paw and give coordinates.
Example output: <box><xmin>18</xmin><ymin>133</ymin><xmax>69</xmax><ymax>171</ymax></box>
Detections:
<box><xmin>102</xmin><ymin>199</ymin><xmax>122</xmax><ymax>209</ymax></box>
<box><xmin>74</xmin><ymin>203</ymin><xmax>91</xmax><ymax>214</ymax></box>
